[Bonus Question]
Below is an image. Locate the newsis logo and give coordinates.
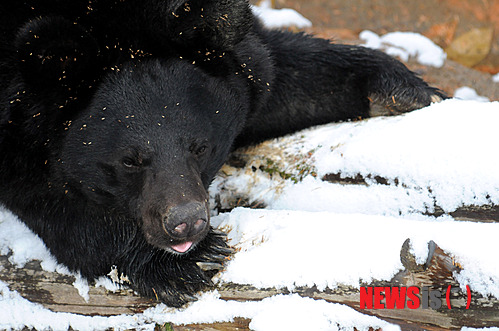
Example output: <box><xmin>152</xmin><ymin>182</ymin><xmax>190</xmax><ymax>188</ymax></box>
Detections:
<box><xmin>360</xmin><ymin>286</ymin><xmax>472</xmax><ymax>310</ymax></box>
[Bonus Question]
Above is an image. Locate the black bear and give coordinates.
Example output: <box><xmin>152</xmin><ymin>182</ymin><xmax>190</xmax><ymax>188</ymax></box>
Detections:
<box><xmin>0</xmin><ymin>0</ymin><xmax>444</xmax><ymax>307</ymax></box>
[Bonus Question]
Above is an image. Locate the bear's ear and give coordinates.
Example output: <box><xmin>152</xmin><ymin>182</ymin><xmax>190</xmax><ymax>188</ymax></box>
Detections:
<box><xmin>15</xmin><ymin>16</ymin><xmax>100</xmax><ymax>95</ymax></box>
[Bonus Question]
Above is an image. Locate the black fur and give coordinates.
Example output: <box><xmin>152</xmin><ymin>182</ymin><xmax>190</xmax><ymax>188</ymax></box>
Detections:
<box><xmin>0</xmin><ymin>0</ymin><xmax>444</xmax><ymax>307</ymax></box>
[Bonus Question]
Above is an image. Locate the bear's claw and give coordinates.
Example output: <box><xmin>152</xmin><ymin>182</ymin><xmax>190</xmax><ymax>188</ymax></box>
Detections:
<box><xmin>136</xmin><ymin>228</ymin><xmax>233</xmax><ymax>307</ymax></box>
<box><xmin>196</xmin><ymin>261</ymin><xmax>225</xmax><ymax>271</ymax></box>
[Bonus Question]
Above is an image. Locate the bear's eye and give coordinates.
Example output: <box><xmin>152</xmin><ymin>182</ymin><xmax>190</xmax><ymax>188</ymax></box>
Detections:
<box><xmin>192</xmin><ymin>145</ymin><xmax>208</xmax><ymax>157</ymax></box>
<box><xmin>122</xmin><ymin>157</ymin><xmax>140</xmax><ymax>168</ymax></box>
<box><xmin>190</xmin><ymin>142</ymin><xmax>209</xmax><ymax>157</ymax></box>
<box><xmin>195</xmin><ymin>145</ymin><xmax>207</xmax><ymax>155</ymax></box>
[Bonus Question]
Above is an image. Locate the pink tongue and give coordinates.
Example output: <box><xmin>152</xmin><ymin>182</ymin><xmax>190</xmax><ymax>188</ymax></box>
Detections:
<box><xmin>171</xmin><ymin>241</ymin><xmax>193</xmax><ymax>253</ymax></box>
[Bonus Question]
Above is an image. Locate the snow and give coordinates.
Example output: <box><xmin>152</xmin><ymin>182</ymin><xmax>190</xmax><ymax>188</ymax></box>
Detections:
<box><xmin>143</xmin><ymin>292</ymin><xmax>399</xmax><ymax>331</ymax></box>
<box><xmin>251</xmin><ymin>0</ymin><xmax>312</xmax><ymax>29</ymax></box>
<box><xmin>493</xmin><ymin>73</ymin><xmax>499</xmax><ymax>83</ymax></box>
<box><xmin>0</xmin><ymin>280</ymin><xmax>398</xmax><ymax>331</ymax></box>
<box><xmin>360</xmin><ymin>30</ymin><xmax>447</xmax><ymax>67</ymax></box>
<box><xmin>215</xmin><ymin>99</ymin><xmax>499</xmax><ymax>215</ymax></box>
<box><xmin>215</xmin><ymin>209</ymin><xmax>499</xmax><ymax>298</ymax></box>
<box><xmin>454</xmin><ymin>86</ymin><xmax>490</xmax><ymax>102</ymax></box>
<box><xmin>0</xmin><ymin>280</ymin><xmax>153</xmax><ymax>331</ymax></box>
<box><xmin>305</xmin><ymin>100</ymin><xmax>499</xmax><ymax>212</ymax></box>
<box><xmin>0</xmin><ymin>209</ymin><xmax>67</xmax><ymax>274</ymax></box>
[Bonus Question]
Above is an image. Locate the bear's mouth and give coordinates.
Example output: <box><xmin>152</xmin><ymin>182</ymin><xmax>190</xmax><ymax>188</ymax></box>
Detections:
<box><xmin>170</xmin><ymin>241</ymin><xmax>193</xmax><ymax>253</ymax></box>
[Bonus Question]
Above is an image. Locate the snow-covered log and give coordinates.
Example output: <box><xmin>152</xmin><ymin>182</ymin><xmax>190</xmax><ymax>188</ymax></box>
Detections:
<box><xmin>1</xmin><ymin>238</ymin><xmax>498</xmax><ymax>329</ymax></box>
<box><xmin>211</xmin><ymin>101</ymin><xmax>499</xmax><ymax>223</ymax></box>
<box><xmin>0</xmin><ymin>255</ymin><xmax>154</xmax><ymax>316</ymax></box>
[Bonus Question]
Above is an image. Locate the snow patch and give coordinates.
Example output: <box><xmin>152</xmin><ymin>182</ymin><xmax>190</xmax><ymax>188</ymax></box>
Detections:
<box><xmin>454</xmin><ymin>86</ymin><xmax>490</xmax><ymax>102</ymax></box>
<box><xmin>0</xmin><ymin>207</ymin><xmax>69</xmax><ymax>275</ymax></box>
<box><xmin>251</xmin><ymin>0</ymin><xmax>312</xmax><ymax>29</ymax></box>
<box><xmin>72</xmin><ymin>275</ymin><xmax>90</xmax><ymax>302</ymax></box>
<box><xmin>215</xmin><ymin>208</ymin><xmax>499</xmax><ymax>298</ymax></box>
<box><xmin>0</xmin><ymin>279</ymin><xmax>152</xmax><ymax>331</ymax></box>
<box><xmin>214</xmin><ymin>99</ymin><xmax>499</xmax><ymax>215</ymax></box>
<box><xmin>360</xmin><ymin>30</ymin><xmax>446</xmax><ymax>67</ymax></box>
<box><xmin>300</xmin><ymin>99</ymin><xmax>499</xmax><ymax>213</ymax></box>
<box><xmin>143</xmin><ymin>292</ymin><xmax>399</xmax><ymax>331</ymax></box>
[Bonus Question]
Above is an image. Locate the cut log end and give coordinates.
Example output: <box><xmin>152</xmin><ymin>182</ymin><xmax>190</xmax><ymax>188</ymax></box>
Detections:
<box><xmin>393</xmin><ymin>238</ymin><xmax>463</xmax><ymax>290</ymax></box>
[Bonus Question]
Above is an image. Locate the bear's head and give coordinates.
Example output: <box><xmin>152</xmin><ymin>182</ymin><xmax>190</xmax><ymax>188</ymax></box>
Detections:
<box><xmin>59</xmin><ymin>59</ymin><xmax>248</xmax><ymax>254</ymax></box>
<box><xmin>15</xmin><ymin>17</ymin><xmax>248</xmax><ymax>254</ymax></box>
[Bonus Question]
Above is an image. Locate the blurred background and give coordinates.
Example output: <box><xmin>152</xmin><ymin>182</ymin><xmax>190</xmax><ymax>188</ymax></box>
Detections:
<box><xmin>253</xmin><ymin>0</ymin><xmax>499</xmax><ymax>101</ymax></box>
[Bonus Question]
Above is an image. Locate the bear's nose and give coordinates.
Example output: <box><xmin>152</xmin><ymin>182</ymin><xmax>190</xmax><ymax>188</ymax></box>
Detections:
<box><xmin>163</xmin><ymin>201</ymin><xmax>208</xmax><ymax>239</ymax></box>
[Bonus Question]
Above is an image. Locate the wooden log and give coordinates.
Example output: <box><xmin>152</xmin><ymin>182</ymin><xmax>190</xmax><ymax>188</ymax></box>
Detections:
<box><xmin>0</xmin><ymin>255</ymin><xmax>156</xmax><ymax>316</ymax></box>
<box><xmin>1</xmin><ymin>239</ymin><xmax>499</xmax><ymax>330</ymax></box>
<box><xmin>169</xmin><ymin>318</ymin><xmax>251</xmax><ymax>331</ymax></box>
<box><xmin>322</xmin><ymin>173</ymin><xmax>498</xmax><ymax>222</ymax></box>
<box><xmin>322</xmin><ymin>173</ymin><xmax>499</xmax><ymax>223</ymax></box>
<box><xmin>218</xmin><ymin>147</ymin><xmax>499</xmax><ymax>223</ymax></box>
<box><xmin>217</xmin><ymin>239</ymin><xmax>499</xmax><ymax>329</ymax></box>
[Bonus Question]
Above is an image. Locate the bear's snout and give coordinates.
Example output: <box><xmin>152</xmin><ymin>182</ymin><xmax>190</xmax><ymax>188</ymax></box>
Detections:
<box><xmin>162</xmin><ymin>201</ymin><xmax>209</xmax><ymax>252</ymax></box>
